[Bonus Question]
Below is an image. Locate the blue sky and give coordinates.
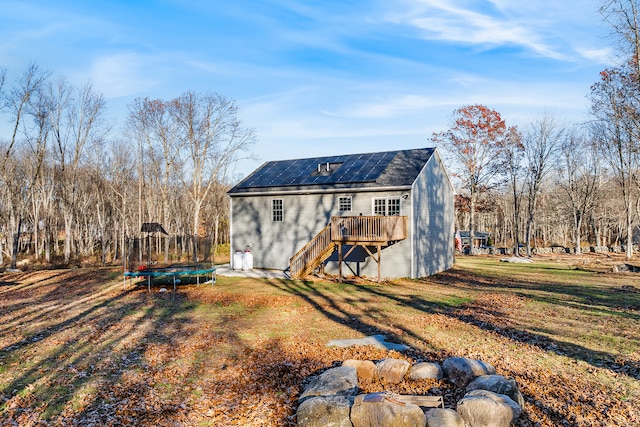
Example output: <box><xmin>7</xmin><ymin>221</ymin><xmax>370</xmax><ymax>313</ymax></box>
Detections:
<box><xmin>1</xmin><ymin>0</ymin><xmax>613</xmax><ymax>180</ymax></box>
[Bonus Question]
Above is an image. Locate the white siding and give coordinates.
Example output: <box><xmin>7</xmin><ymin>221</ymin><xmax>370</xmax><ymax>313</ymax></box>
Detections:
<box><xmin>231</xmin><ymin>190</ymin><xmax>415</xmax><ymax>277</ymax></box>
<box><xmin>411</xmin><ymin>151</ymin><xmax>455</xmax><ymax>277</ymax></box>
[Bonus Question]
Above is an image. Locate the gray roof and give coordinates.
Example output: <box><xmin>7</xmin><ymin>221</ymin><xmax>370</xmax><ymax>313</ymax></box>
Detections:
<box><xmin>228</xmin><ymin>148</ymin><xmax>435</xmax><ymax>194</ymax></box>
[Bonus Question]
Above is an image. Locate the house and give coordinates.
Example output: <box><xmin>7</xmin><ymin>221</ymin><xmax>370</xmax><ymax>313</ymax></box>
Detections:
<box><xmin>459</xmin><ymin>231</ymin><xmax>492</xmax><ymax>249</ymax></box>
<box><xmin>227</xmin><ymin>147</ymin><xmax>455</xmax><ymax>280</ymax></box>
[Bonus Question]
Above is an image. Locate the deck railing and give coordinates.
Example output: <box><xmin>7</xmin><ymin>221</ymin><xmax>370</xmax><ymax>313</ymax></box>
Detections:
<box><xmin>289</xmin><ymin>216</ymin><xmax>408</xmax><ymax>279</ymax></box>
<box><xmin>330</xmin><ymin>215</ymin><xmax>407</xmax><ymax>243</ymax></box>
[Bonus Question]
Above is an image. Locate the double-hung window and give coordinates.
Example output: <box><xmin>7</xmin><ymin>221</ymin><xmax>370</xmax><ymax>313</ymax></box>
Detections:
<box><xmin>373</xmin><ymin>197</ymin><xmax>401</xmax><ymax>216</ymax></box>
<box><xmin>272</xmin><ymin>199</ymin><xmax>283</xmax><ymax>222</ymax></box>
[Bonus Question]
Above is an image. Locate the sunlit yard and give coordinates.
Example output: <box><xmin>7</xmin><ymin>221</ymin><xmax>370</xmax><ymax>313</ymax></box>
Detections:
<box><xmin>0</xmin><ymin>254</ymin><xmax>638</xmax><ymax>426</ymax></box>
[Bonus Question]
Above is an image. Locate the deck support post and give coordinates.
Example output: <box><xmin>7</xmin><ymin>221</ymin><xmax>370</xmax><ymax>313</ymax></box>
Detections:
<box><xmin>377</xmin><ymin>245</ymin><xmax>381</xmax><ymax>283</ymax></box>
<box><xmin>360</xmin><ymin>244</ymin><xmax>382</xmax><ymax>283</ymax></box>
<box><xmin>338</xmin><ymin>243</ymin><xmax>343</xmax><ymax>282</ymax></box>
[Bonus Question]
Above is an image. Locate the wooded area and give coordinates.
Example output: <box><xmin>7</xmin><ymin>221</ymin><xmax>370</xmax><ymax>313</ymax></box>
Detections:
<box><xmin>0</xmin><ymin>67</ymin><xmax>256</xmax><ymax>269</ymax></box>
<box><xmin>435</xmin><ymin>0</ymin><xmax>640</xmax><ymax>259</ymax></box>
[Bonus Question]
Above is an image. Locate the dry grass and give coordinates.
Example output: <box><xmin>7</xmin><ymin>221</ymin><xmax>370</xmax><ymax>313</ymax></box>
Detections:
<box><xmin>0</xmin><ymin>253</ymin><xmax>638</xmax><ymax>426</ymax></box>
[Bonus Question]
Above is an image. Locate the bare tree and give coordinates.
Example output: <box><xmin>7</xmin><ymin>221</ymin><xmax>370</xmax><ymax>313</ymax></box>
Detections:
<box><xmin>557</xmin><ymin>127</ymin><xmax>602</xmax><ymax>253</ymax></box>
<box><xmin>591</xmin><ymin>67</ymin><xmax>639</xmax><ymax>258</ymax></box>
<box><xmin>522</xmin><ymin>115</ymin><xmax>564</xmax><ymax>256</ymax></box>
<box><xmin>502</xmin><ymin>126</ymin><xmax>525</xmax><ymax>255</ymax></box>
<box><xmin>50</xmin><ymin>79</ymin><xmax>108</xmax><ymax>262</ymax></box>
<box><xmin>0</xmin><ymin>64</ymin><xmax>50</xmax><ymax>269</ymax></box>
<box><xmin>127</xmin><ymin>97</ymin><xmax>183</xmax><ymax>260</ymax></box>
<box><xmin>169</xmin><ymin>91</ymin><xmax>256</xmax><ymax>261</ymax></box>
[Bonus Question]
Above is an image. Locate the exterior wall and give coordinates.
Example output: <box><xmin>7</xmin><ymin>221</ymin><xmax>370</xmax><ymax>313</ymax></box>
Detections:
<box><xmin>411</xmin><ymin>151</ymin><xmax>455</xmax><ymax>277</ymax></box>
<box><xmin>230</xmin><ymin>190</ymin><xmax>414</xmax><ymax>277</ymax></box>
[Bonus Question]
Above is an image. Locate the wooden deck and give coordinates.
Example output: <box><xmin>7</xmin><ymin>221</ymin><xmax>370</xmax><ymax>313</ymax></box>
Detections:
<box><xmin>289</xmin><ymin>216</ymin><xmax>407</xmax><ymax>280</ymax></box>
<box><xmin>331</xmin><ymin>215</ymin><xmax>407</xmax><ymax>243</ymax></box>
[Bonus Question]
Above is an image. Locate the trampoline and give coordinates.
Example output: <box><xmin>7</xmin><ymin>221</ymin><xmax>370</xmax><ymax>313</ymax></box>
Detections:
<box><xmin>124</xmin><ymin>265</ymin><xmax>216</xmax><ymax>291</ymax></box>
<box><xmin>123</xmin><ymin>222</ymin><xmax>216</xmax><ymax>291</ymax></box>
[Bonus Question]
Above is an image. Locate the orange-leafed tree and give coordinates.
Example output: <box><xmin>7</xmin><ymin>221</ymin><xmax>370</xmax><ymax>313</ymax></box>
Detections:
<box><xmin>432</xmin><ymin>104</ymin><xmax>508</xmax><ymax>255</ymax></box>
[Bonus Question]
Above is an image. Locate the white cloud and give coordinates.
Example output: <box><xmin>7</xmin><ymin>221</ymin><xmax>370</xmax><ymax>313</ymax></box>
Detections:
<box><xmin>89</xmin><ymin>52</ymin><xmax>161</xmax><ymax>99</ymax></box>
<box><xmin>323</xmin><ymin>94</ymin><xmax>434</xmax><ymax>119</ymax></box>
<box><xmin>576</xmin><ymin>47</ymin><xmax>614</xmax><ymax>64</ymax></box>
<box><xmin>383</xmin><ymin>0</ymin><xmax>561</xmax><ymax>57</ymax></box>
<box><xmin>380</xmin><ymin>0</ymin><xmax>613</xmax><ymax>62</ymax></box>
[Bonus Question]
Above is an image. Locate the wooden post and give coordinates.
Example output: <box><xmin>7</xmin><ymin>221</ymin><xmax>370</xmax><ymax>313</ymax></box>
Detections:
<box><xmin>338</xmin><ymin>243</ymin><xmax>343</xmax><ymax>282</ymax></box>
<box><xmin>377</xmin><ymin>244</ymin><xmax>381</xmax><ymax>283</ymax></box>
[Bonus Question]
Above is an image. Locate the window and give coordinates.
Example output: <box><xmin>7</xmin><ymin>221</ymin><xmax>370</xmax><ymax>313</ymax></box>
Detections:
<box><xmin>373</xmin><ymin>197</ymin><xmax>401</xmax><ymax>216</ymax></box>
<box><xmin>388</xmin><ymin>198</ymin><xmax>401</xmax><ymax>216</ymax></box>
<box><xmin>339</xmin><ymin>196</ymin><xmax>352</xmax><ymax>212</ymax></box>
<box><xmin>272</xmin><ymin>199</ymin><xmax>283</xmax><ymax>222</ymax></box>
<box><xmin>373</xmin><ymin>198</ymin><xmax>386</xmax><ymax>216</ymax></box>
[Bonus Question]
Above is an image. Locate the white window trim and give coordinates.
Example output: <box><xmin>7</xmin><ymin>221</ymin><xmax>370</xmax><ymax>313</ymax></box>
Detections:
<box><xmin>339</xmin><ymin>196</ymin><xmax>352</xmax><ymax>213</ymax></box>
<box><xmin>372</xmin><ymin>196</ymin><xmax>402</xmax><ymax>216</ymax></box>
<box><xmin>272</xmin><ymin>198</ymin><xmax>284</xmax><ymax>222</ymax></box>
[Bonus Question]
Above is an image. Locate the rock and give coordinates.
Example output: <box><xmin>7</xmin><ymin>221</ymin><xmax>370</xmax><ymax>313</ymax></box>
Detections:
<box><xmin>457</xmin><ymin>390</ymin><xmax>521</xmax><ymax>427</ymax></box>
<box><xmin>343</xmin><ymin>359</ymin><xmax>377</xmax><ymax>381</ymax></box>
<box><xmin>466</xmin><ymin>375</ymin><xmax>525</xmax><ymax>408</ymax></box>
<box><xmin>408</xmin><ymin>362</ymin><xmax>443</xmax><ymax>380</ymax></box>
<box><xmin>327</xmin><ymin>334</ymin><xmax>410</xmax><ymax>351</ymax></box>
<box><xmin>442</xmin><ymin>357</ymin><xmax>496</xmax><ymax>388</ymax></box>
<box><xmin>376</xmin><ymin>358</ymin><xmax>411</xmax><ymax>384</ymax></box>
<box><xmin>300</xmin><ymin>366</ymin><xmax>358</xmax><ymax>401</ymax></box>
<box><xmin>351</xmin><ymin>393</ymin><xmax>426</xmax><ymax>427</ymax></box>
<box><xmin>297</xmin><ymin>395</ymin><xmax>354</xmax><ymax>427</ymax></box>
<box><xmin>499</xmin><ymin>257</ymin><xmax>532</xmax><ymax>263</ymax></box>
<box><xmin>425</xmin><ymin>408</ymin><xmax>465</xmax><ymax>427</ymax></box>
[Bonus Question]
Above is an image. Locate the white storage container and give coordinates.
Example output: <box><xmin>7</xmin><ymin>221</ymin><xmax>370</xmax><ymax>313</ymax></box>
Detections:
<box><xmin>233</xmin><ymin>250</ymin><xmax>243</xmax><ymax>270</ymax></box>
<box><xmin>242</xmin><ymin>250</ymin><xmax>253</xmax><ymax>271</ymax></box>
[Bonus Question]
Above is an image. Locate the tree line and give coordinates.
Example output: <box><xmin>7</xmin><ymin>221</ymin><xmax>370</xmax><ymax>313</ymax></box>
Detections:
<box><xmin>434</xmin><ymin>0</ymin><xmax>640</xmax><ymax>259</ymax></box>
<box><xmin>1</xmin><ymin>0</ymin><xmax>639</xmax><ymax>268</ymax></box>
<box><xmin>0</xmin><ymin>65</ymin><xmax>256</xmax><ymax>269</ymax></box>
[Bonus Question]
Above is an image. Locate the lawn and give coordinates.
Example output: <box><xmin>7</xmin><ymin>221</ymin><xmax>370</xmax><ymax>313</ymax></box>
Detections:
<box><xmin>0</xmin><ymin>254</ymin><xmax>638</xmax><ymax>426</ymax></box>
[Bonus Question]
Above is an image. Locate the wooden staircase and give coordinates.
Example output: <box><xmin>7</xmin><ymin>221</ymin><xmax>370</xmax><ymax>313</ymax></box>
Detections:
<box><xmin>289</xmin><ymin>216</ymin><xmax>408</xmax><ymax>280</ymax></box>
<box><xmin>289</xmin><ymin>223</ymin><xmax>335</xmax><ymax>279</ymax></box>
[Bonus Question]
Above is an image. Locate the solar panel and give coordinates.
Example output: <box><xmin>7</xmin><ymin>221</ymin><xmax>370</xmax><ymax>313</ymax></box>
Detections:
<box><xmin>234</xmin><ymin>149</ymin><xmax>407</xmax><ymax>189</ymax></box>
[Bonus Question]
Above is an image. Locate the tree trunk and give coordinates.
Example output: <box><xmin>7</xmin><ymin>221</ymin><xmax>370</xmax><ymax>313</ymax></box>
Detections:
<box><xmin>11</xmin><ymin>216</ymin><xmax>22</xmax><ymax>270</ymax></box>
<box><xmin>62</xmin><ymin>212</ymin><xmax>72</xmax><ymax>263</ymax></box>
<box><xmin>574</xmin><ymin>211</ymin><xmax>582</xmax><ymax>254</ymax></box>
<box><xmin>525</xmin><ymin>213</ymin><xmax>534</xmax><ymax>257</ymax></box>
<box><xmin>626</xmin><ymin>196</ymin><xmax>633</xmax><ymax>259</ymax></box>
<box><xmin>469</xmin><ymin>193</ymin><xmax>476</xmax><ymax>256</ymax></box>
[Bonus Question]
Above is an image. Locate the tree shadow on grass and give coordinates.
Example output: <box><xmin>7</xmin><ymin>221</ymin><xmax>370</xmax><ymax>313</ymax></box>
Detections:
<box><xmin>263</xmin><ymin>272</ymin><xmax>639</xmax><ymax>425</ymax></box>
<box><xmin>263</xmin><ymin>278</ymin><xmax>555</xmax><ymax>426</ymax></box>
<box><xmin>0</xmin><ymin>269</ymin><xmax>199</xmax><ymax>425</ymax></box>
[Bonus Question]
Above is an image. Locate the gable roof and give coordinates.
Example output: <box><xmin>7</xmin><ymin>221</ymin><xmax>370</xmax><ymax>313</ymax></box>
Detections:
<box><xmin>228</xmin><ymin>147</ymin><xmax>436</xmax><ymax>195</ymax></box>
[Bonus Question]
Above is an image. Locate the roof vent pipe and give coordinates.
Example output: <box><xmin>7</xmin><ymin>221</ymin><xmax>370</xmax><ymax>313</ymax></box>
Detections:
<box><xmin>326</xmin><ymin>162</ymin><xmax>329</xmax><ymax>172</ymax></box>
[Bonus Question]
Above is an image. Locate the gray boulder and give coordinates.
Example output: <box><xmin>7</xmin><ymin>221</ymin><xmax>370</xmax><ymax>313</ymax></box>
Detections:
<box><xmin>351</xmin><ymin>393</ymin><xmax>426</xmax><ymax>427</ymax></box>
<box><xmin>457</xmin><ymin>390</ymin><xmax>521</xmax><ymax>427</ymax></box>
<box><xmin>297</xmin><ymin>395</ymin><xmax>354</xmax><ymax>427</ymax></box>
<box><xmin>442</xmin><ymin>357</ymin><xmax>496</xmax><ymax>388</ymax></box>
<box><xmin>425</xmin><ymin>408</ymin><xmax>466</xmax><ymax>427</ymax></box>
<box><xmin>466</xmin><ymin>375</ymin><xmax>525</xmax><ymax>408</ymax></box>
<box><xmin>300</xmin><ymin>366</ymin><xmax>358</xmax><ymax>401</ymax></box>
<box><xmin>327</xmin><ymin>334</ymin><xmax>410</xmax><ymax>351</ymax></box>
<box><xmin>408</xmin><ymin>362</ymin><xmax>443</xmax><ymax>380</ymax></box>
<box><xmin>376</xmin><ymin>358</ymin><xmax>411</xmax><ymax>384</ymax></box>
